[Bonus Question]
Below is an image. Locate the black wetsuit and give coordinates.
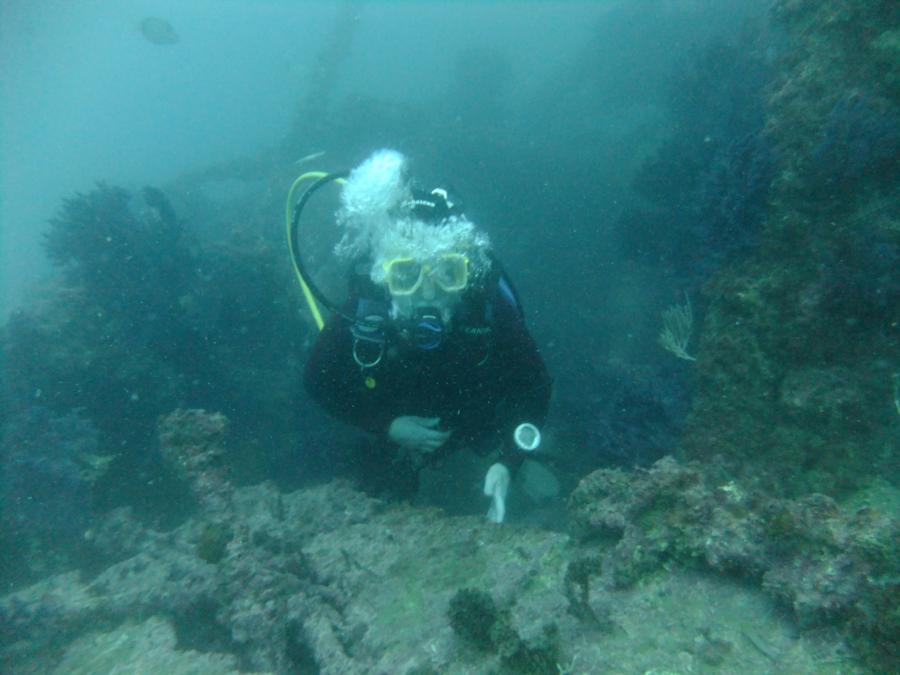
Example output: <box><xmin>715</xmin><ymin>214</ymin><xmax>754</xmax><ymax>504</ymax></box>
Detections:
<box><xmin>304</xmin><ymin>273</ymin><xmax>551</xmax><ymax>497</ymax></box>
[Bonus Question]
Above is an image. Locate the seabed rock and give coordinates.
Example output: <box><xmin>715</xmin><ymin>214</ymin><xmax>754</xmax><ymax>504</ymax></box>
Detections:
<box><xmin>51</xmin><ymin>616</ymin><xmax>252</xmax><ymax>675</ymax></box>
<box><xmin>0</xmin><ymin>477</ymin><xmax>878</xmax><ymax>674</ymax></box>
<box><xmin>0</xmin><ymin>411</ymin><xmax>887</xmax><ymax>673</ymax></box>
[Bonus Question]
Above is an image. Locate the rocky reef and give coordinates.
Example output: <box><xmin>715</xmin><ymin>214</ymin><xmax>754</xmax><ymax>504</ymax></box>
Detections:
<box><xmin>682</xmin><ymin>0</ymin><xmax>900</xmax><ymax>499</ymax></box>
<box><xmin>1</xmin><ymin>2</ymin><xmax>897</xmax><ymax>672</ymax></box>
<box><xmin>0</xmin><ymin>181</ymin><xmax>319</xmax><ymax>586</ymax></box>
<box><xmin>0</xmin><ymin>411</ymin><xmax>884</xmax><ymax>673</ymax></box>
<box><xmin>664</xmin><ymin>10</ymin><xmax>900</xmax><ymax>663</ymax></box>
<box><xmin>569</xmin><ymin>456</ymin><xmax>899</xmax><ymax>669</ymax></box>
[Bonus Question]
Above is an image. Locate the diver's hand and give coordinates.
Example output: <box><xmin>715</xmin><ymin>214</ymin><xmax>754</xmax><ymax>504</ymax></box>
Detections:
<box><xmin>388</xmin><ymin>416</ymin><xmax>451</xmax><ymax>456</ymax></box>
<box><xmin>484</xmin><ymin>463</ymin><xmax>511</xmax><ymax>524</ymax></box>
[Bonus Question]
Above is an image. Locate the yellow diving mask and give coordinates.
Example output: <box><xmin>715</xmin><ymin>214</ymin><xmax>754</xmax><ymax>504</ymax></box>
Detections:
<box><xmin>383</xmin><ymin>252</ymin><xmax>470</xmax><ymax>296</ymax></box>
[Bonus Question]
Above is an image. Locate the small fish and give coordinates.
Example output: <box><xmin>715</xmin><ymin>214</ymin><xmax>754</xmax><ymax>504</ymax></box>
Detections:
<box><xmin>140</xmin><ymin>17</ymin><xmax>179</xmax><ymax>45</ymax></box>
<box><xmin>294</xmin><ymin>151</ymin><xmax>326</xmax><ymax>166</ymax></box>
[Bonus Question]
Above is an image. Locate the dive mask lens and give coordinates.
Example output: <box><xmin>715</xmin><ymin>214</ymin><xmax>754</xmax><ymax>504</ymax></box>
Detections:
<box><xmin>432</xmin><ymin>253</ymin><xmax>469</xmax><ymax>292</ymax></box>
<box><xmin>384</xmin><ymin>253</ymin><xmax>469</xmax><ymax>295</ymax></box>
<box><xmin>385</xmin><ymin>258</ymin><xmax>424</xmax><ymax>296</ymax></box>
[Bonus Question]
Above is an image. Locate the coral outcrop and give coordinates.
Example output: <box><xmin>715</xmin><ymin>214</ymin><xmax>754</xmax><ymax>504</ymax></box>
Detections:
<box><xmin>0</xmin><ymin>413</ymin><xmax>877</xmax><ymax>674</ymax></box>
<box><xmin>158</xmin><ymin>409</ymin><xmax>232</xmax><ymax>517</ymax></box>
<box><xmin>682</xmin><ymin>0</ymin><xmax>900</xmax><ymax>497</ymax></box>
<box><xmin>569</xmin><ymin>456</ymin><xmax>900</xmax><ymax>668</ymax></box>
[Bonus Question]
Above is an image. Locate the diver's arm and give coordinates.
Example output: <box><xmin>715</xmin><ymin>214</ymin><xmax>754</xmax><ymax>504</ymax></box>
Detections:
<box><xmin>491</xmin><ymin>285</ymin><xmax>552</xmax><ymax>467</ymax></box>
<box><xmin>481</xmin><ymin>289</ymin><xmax>552</xmax><ymax>522</ymax></box>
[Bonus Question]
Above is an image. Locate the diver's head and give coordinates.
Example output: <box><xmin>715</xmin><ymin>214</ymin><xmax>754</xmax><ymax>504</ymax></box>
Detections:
<box><xmin>381</xmin><ymin>250</ymin><xmax>469</xmax><ymax>337</ymax></box>
<box><xmin>335</xmin><ymin>150</ymin><xmax>492</xmax><ymax>331</ymax></box>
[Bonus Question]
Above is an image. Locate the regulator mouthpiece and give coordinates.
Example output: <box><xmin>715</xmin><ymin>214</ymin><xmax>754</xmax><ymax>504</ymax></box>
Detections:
<box><xmin>514</xmin><ymin>423</ymin><xmax>541</xmax><ymax>452</ymax></box>
<box><xmin>410</xmin><ymin>307</ymin><xmax>445</xmax><ymax>350</ymax></box>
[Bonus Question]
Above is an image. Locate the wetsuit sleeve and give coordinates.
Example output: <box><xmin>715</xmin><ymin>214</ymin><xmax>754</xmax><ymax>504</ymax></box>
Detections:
<box><xmin>303</xmin><ymin>315</ymin><xmax>394</xmax><ymax>435</ymax></box>
<box><xmin>490</xmin><ymin>281</ymin><xmax>552</xmax><ymax>468</ymax></box>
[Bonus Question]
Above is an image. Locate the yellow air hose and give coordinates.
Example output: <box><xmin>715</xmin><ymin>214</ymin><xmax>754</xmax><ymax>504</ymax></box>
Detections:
<box><xmin>285</xmin><ymin>171</ymin><xmax>346</xmax><ymax>331</ymax></box>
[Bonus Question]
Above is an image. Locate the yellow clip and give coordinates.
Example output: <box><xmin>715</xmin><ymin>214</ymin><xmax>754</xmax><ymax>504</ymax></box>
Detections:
<box><xmin>365</xmin><ymin>376</ymin><xmax>377</xmax><ymax>389</ymax></box>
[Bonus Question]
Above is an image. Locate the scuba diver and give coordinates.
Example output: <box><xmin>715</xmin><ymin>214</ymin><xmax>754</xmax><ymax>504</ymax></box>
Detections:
<box><xmin>293</xmin><ymin>149</ymin><xmax>551</xmax><ymax>523</ymax></box>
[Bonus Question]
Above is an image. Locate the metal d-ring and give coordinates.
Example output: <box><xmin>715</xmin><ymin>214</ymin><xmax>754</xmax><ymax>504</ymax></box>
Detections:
<box><xmin>353</xmin><ymin>337</ymin><xmax>384</xmax><ymax>369</ymax></box>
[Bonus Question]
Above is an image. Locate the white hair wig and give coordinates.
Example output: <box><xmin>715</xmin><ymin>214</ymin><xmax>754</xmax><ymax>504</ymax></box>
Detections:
<box><xmin>335</xmin><ymin>149</ymin><xmax>492</xmax><ymax>284</ymax></box>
